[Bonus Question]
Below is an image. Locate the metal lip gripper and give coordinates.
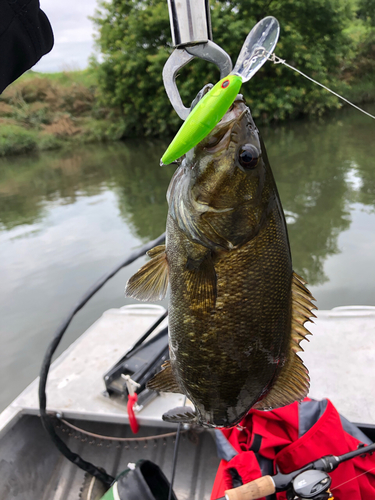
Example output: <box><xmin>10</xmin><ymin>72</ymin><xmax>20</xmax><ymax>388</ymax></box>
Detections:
<box><xmin>163</xmin><ymin>0</ymin><xmax>233</xmax><ymax>120</ymax></box>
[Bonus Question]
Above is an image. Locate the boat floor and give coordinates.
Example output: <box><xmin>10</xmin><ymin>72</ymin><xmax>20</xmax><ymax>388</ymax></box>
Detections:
<box><xmin>0</xmin><ymin>414</ymin><xmax>219</xmax><ymax>500</ymax></box>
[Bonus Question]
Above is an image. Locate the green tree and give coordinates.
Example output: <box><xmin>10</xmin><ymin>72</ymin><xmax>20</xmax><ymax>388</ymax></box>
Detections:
<box><xmin>358</xmin><ymin>0</ymin><xmax>375</xmax><ymax>26</ymax></box>
<box><xmin>354</xmin><ymin>0</ymin><xmax>375</xmax><ymax>74</ymax></box>
<box><xmin>93</xmin><ymin>0</ymin><xmax>352</xmax><ymax>137</ymax></box>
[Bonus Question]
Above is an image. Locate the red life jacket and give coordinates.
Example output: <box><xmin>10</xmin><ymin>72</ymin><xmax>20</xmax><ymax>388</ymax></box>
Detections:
<box><xmin>211</xmin><ymin>399</ymin><xmax>375</xmax><ymax>500</ymax></box>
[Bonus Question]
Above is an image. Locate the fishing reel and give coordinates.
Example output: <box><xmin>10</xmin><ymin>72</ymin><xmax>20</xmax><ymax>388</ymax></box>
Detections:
<box><xmin>286</xmin><ymin>470</ymin><xmax>333</xmax><ymax>500</ymax></box>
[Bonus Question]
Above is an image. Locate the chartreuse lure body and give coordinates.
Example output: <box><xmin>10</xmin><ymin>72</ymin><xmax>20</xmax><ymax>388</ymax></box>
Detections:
<box><xmin>162</xmin><ymin>75</ymin><xmax>242</xmax><ymax>165</ymax></box>
<box><xmin>161</xmin><ymin>16</ymin><xmax>280</xmax><ymax>165</ymax></box>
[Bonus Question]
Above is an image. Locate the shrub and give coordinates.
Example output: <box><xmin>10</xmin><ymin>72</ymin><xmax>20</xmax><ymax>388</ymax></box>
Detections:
<box><xmin>38</xmin><ymin>133</ymin><xmax>64</xmax><ymax>150</ymax></box>
<box><xmin>0</xmin><ymin>125</ymin><xmax>37</xmax><ymax>156</ymax></box>
<box><xmin>42</xmin><ymin>116</ymin><xmax>81</xmax><ymax>137</ymax></box>
<box><xmin>1</xmin><ymin>76</ymin><xmax>96</xmax><ymax>117</ymax></box>
<box><xmin>0</xmin><ymin>102</ymin><xmax>13</xmax><ymax>116</ymax></box>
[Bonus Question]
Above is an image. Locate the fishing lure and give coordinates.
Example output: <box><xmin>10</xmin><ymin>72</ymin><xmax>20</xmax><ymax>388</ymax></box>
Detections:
<box><xmin>161</xmin><ymin>16</ymin><xmax>280</xmax><ymax>165</ymax></box>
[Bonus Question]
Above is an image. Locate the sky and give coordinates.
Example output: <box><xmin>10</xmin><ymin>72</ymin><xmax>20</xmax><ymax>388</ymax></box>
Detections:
<box><xmin>33</xmin><ymin>0</ymin><xmax>100</xmax><ymax>73</ymax></box>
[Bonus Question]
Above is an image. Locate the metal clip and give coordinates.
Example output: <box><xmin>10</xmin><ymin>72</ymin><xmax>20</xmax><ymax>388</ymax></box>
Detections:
<box><xmin>121</xmin><ymin>374</ymin><xmax>140</xmax><ymax>396</ymax></box>
<box><xmin>163</xmin><ymin>0</ymin><xmax>232</xmax><ymax>120</ymax></box>
<box><xmin>163</xmin><ymin>42</ymin><xmax>232</xmax><ymax>120</ymax></box>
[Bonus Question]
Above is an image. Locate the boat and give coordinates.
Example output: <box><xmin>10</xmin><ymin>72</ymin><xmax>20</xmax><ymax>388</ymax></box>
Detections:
<box><xmin>0</xmin><ymin>303</ymin><xmax>221</xmax><ymax>499</ymax></box>
<box><xmin>0</xmin><ymin>246</ymin><xmax>374</xmax><ymax>500</ymax></box>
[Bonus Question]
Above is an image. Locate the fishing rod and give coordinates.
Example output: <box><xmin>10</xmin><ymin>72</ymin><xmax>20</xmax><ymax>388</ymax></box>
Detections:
<box><xmin>216</xmin><ymin>442</ymin><xmax>375</xmax><ymax>500</ymax></box>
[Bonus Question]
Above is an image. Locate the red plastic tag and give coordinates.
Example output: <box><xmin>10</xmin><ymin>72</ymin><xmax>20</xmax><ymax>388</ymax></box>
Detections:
<box><xmin>127</xmin><ymin>393</ymin><xmax>139</xmax><ymax>434</ymax></box>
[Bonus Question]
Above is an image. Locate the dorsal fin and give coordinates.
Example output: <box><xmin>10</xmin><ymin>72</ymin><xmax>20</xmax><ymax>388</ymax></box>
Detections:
<box><xmin>254</xmin><ymin>272</ymin><xmax>316</xmax><ymax>410</ymax></box>
<box><xmin>290</xmin><ymin>272</ymin><xmax>316</xmax><ymax>351</ymax></box>
<box><xmin>125</xmin><ymin>245</ymin><xmax>169</xmax><ymax>301</ymax></box>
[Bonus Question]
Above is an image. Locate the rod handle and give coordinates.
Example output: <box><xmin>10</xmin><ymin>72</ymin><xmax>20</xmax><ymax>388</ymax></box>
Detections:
<box><xmin>224</xmin><ymin>476</ymin><xmax>276</xmax><ymax>500</ymax></box>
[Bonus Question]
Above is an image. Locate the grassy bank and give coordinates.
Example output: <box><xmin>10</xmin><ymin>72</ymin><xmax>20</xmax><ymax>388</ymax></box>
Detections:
<box><xmin>0</xmin><ymin>69</ymin><xmax>124</xmax><ymax>157</ymax></box>
<box><xmin>0</xmin><ymin>66</ymin><xmax>374</xmax><ymax>157</ymax></box>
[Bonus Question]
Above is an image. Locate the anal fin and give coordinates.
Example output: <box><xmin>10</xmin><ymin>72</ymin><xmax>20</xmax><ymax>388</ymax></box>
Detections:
<box><xmin>254</xmin><ymin>347</ymin><xmax>310</xmax><ymax>410</ymax></box>
<box><xmin>254</xmin><ymin>272</ymin><xmax>316</xmax><ymax>410</ymax></box>
<box><xmin>162</xmin><ymin>406</ymin><xmax>197</xmax><ymax>424</ymax></box>
<box><xmin>125</xmin><ymin>245</ymin><xmax>168</xmax><ymax>301</ymax></box>
<box><xmin>147</xmin><ymin>360</ymin><xmax>182</xmax><ymax>393</ymax></box>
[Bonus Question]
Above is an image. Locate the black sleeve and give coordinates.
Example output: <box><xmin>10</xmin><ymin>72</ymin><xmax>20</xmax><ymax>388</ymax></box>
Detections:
<box><xmin>0</xmin><ymin>0</ymin><xmax>54</xmax><ymax>94</ymax></box>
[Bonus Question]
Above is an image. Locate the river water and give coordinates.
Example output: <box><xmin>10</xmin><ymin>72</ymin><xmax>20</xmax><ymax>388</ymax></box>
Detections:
<box><xmin>1</xmin><ymin>106</ymin><xmax>375</xmax><ymax>411</ymax></box>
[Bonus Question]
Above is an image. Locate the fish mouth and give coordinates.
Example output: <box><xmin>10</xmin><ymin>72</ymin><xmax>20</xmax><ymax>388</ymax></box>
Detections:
<box><xmin>225</xmin><ymin>95</ymin><xmax>249</xmax><ymax>124</ymax></box>
<box><xmin>200</xmin><ymin>100</ymin><xmax>250</xmax><ymax>153</ymax></box>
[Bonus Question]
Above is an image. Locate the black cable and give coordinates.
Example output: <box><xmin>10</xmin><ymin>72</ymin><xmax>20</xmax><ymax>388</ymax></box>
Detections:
<box><xmin>39</xmin><ymin>233</ymin><xmax>166</xmax><ymax>487</ymax></box>
<box><xmin>124</xmin><ymin>310</ymin><xmax>168</xmax><ymax>360</ymax></box>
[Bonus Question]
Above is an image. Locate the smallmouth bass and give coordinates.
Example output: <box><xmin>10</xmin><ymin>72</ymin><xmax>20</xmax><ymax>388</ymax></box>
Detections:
<box><xmin>125</xmin><ymin>95</ymin><xmax>316</xmax><ymax>428</ymax></box>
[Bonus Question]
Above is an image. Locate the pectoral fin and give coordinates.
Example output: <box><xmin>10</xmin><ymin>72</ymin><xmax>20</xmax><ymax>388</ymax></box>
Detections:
<box><xmin>254</xmin><ymin>272</ymin><xmax>316</xmax><ymax>410</ymax></box>
<box><xmin>125</xmin><ymin>245</ymin><xmax>169</xmax><ymax>301</ymax></box>
<box><xmin>147</xmin><ymin>360</ymin><xmax>182</xmax><ymax>393</ymax></box>
<box><xmin>185</xmin><ymin>253</ymin><xmax>217</xmax><ymax>314</ymax></box>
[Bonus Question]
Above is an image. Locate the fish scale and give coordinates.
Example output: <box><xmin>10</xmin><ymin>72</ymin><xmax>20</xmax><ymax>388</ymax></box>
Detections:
<box><xmin>161</xmin><ymin>208</ymin><xmax>291</xmax><ymax>426</ymax></box>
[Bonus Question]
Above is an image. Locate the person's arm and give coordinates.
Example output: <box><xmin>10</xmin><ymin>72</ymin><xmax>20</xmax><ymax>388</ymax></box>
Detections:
<box><xmin>0</xmin><ymin>0</ymin><xmax>53</xmax><ymax>93</ymax></box>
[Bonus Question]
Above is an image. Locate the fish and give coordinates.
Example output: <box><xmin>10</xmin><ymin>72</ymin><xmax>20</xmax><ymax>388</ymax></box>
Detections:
<box><xmin>125</xmin><ymin>93</ymin><xmax>316</xmax><ymax>428</ymax></box>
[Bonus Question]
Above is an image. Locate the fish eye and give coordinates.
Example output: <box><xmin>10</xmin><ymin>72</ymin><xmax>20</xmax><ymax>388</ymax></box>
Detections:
<box><xmin>238</xmin><ymin>145</ymin><xmax>259</xmax><ymax>169</ymax></box>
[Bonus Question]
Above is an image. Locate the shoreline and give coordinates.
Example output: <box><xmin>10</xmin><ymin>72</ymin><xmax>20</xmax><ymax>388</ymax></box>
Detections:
<box><xmin>1</xmin><ymin>70</ymin><xmax>374</xmax><ymax>159</ymax></box>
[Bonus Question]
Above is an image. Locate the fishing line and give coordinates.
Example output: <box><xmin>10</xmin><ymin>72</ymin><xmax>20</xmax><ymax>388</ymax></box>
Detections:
<box><xmin>267</xmin><ymin>52</ymin><xmax>375</xmax><ymax>121</ymax></box>
<box><xmin>331</xmin><ymin>465</ymin><xmax>375</xmax><ymax>491</ymax></box>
